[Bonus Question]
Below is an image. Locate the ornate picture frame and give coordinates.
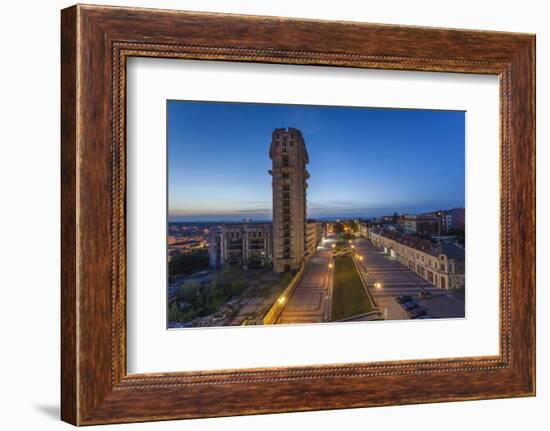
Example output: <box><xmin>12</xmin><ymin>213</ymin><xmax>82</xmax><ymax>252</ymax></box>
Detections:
<box><xmin>61</xmin><ymin>4</ymin><xmax>535</xmax><ymax>425</ymax></box>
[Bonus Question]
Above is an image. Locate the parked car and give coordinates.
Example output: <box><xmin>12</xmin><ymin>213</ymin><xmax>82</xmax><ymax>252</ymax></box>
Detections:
<box><xmin>402</xmin><ymin>300</ymin><xmax>419</xmax><ymax>311</ymax></box>
<box><xmin>415</xmin><ymin>315</ymin><xmax>432</xmax><ymax>319</ymax></box>
<box><xmin>396</xmin><ymin>295</ymin><xmax>414</xmax><ymax>304</ymax></box>
<box><xmin>419</xmin><ymin>290</ymin><xmax>432</xmax><ymax>299</ymax></box>
<box><xmin>409</xmin><ymin>307</ymin><xmax>429</xmax><ymax>319</ymax></box>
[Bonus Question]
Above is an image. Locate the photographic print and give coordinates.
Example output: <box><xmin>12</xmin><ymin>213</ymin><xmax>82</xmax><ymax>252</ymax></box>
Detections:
<box><xmin>167</xmin><ymin>101</ymin><xmax>466</xmax><ymax>328</ymax></box>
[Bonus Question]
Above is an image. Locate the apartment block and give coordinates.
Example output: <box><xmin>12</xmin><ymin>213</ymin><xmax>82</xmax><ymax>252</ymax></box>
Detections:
<box><xmin>269</xmin><ymin>128</ymin><xmax>310</xmax><ymax>273</ymax></box>
<box><xmin>305</xmin><ymin>221</ymin><xmax>322</xmax><ymax>256</ymax></box>
<box><xmin>208</xmin><ymin>223</ymin><xmax>272</xmax><ymax>270</ymax></box>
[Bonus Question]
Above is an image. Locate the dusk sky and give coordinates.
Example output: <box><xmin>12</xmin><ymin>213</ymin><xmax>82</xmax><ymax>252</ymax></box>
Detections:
<box><xmin>167</xmin><ymin>100</ymin><xmax>465</xmax><ymax>222</ymax></box>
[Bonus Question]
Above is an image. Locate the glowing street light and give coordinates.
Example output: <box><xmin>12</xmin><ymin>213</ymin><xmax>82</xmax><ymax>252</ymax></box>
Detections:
<box><xmin>328</xmin><ymin>263</ymin><xmax>333</xmax><ymax>269</ymax></box>
<box><xmin>374</xmin><ymin>282</ymin><xmax>382</xmax><ymax>289</ymax></box>
<box><xmin>359</xmin><ymin>256</ymin><xmax>364</xmax><ymax>261</ymax></box>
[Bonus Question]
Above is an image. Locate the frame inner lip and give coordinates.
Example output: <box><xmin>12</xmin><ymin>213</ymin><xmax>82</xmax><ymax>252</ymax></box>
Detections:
<box><xmin>114</xmin><ymin>44</ymin><xmax>512</xmax><ymax>384</ymax></box>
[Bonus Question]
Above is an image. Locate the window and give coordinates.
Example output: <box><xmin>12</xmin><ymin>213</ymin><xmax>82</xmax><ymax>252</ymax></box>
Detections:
<box><xmin>427</xmin><ymin>270</ymin><xmax>434</xmax><ymax>282</ymax></box>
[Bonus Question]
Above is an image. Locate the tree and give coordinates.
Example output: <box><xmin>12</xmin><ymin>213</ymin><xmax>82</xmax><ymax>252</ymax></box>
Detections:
<box><xmin>168</xmin><ymin>250</ymin><xmax>210</xmax><ymax>280</ymax></box>
<box><xmin>176</xmin><ymin>280</ymin><xmax>201</xmax><ymax>302</ymax></box>
<box><xmin>215</xmin><ymin>266</ymin><xmax>244</xmax><ymax>288</ymax></box>
<box><xmin>229</xmin><ymin>280</ymin><xmax>248</xmax><ymax>297</ymax></box>
<box><xmin>333</xmin><ymin>222</ymin><xmax>344</xmax><ymax>234</ymax></box>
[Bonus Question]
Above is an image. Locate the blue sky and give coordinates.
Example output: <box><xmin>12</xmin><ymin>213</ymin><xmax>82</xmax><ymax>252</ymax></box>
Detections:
<box><xmin>168</xmin><ymin>100</ymin><xmax>464</xmax><ymax>222</ymax></box>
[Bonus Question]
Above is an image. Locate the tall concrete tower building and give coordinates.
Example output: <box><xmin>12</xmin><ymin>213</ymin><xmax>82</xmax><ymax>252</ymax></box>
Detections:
<box><xmin>269</xmin><ymin>128</ymin><xmax>310</xmax><ymax>273</ymax></box>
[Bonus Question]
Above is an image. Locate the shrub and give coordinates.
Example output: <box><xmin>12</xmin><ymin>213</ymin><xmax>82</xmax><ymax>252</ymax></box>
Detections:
<box><xmin>229</xmin><ymin>280</ymin><xmax>248</xmax><ymax>297</ymax></box>
<box><xmin>176</xmin><ymin>280</ymin><xmax>200</xmax><ymax>302</ymax></box>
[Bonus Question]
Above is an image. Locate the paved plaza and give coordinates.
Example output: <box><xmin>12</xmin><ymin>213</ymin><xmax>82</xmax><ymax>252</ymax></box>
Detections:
<box><xmin>277</xmin><ymin>238</ymin><xmax>334</xmax><ymax>324</ymax></box>
<box><xmin>354</xmin><ymin>238</ymin><xmax>465</xmax><ymax>320</ymax></box>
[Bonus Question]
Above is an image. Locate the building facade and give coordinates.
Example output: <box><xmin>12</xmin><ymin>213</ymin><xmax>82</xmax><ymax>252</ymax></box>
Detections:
<box><xmin>402</xmin><ymin>216</ymin><xmax>416</xmax><ymax>235</ymax></box>
<box><xmin>402</xmin><ymin>215</ymin><xmax>442</xmax><ymax>236</ymax></box>
<box><xmin>305</xmin><ymin>221</ymin><xmax>322</xmax><ymax>256</ymax></box>
<box><xmin>269</xmin><ymin>128</ymin><xmax>310</xmax><ymax>273</ymax></box>
<box><xmin>359</xmin><ymin>222</ymin><xmax>369</xmax><ymax>239</ymax></box>
<box><xmin>447</xmin><ymin>207</ymin><xmax>465</xmax><ymax>231</ymax></box>
<box><xmin>369</xmin><ymin>230</ymin><xmax>465</xmax><ymax>290</ymax></box>
<box><xmin>417</xmin><ymin>208</ymin><xmax>465</xmax><ymax>234</ymax></box>
<box><xmin>208</xmin><ymin>223</ymin><xmax>272</xmax><ymax>270</ymax></box>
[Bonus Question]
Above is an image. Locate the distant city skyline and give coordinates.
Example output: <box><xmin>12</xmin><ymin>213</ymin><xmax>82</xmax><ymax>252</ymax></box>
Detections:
<box><xmin>168</xmin><ymin>100</ymin><xmax>465</xmax><ymax>222</ymax></box>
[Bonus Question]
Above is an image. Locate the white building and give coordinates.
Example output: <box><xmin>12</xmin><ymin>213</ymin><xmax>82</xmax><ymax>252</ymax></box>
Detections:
<box><xmin>369</xmin><ymin>230</ymin><xmax>465</xmax><ymax>290</ymax></box>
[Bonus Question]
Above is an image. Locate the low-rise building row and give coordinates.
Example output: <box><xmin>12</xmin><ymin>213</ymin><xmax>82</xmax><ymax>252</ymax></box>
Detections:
<box><xmin>367</xmin><ymin>229</ymin><xmax>465</xmax><ymax>290</ymax></box>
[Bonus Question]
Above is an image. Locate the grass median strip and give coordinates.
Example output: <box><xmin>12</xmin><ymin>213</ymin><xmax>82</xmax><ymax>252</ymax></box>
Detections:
<box><xmin>331</xmin><ymin>254</ymin><xmax>374</xmax><ymax>321</ymax></box>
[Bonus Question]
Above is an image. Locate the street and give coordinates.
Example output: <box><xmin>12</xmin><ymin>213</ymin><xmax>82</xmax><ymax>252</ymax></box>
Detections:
<box><xmin>277</xmin><ymin>237</ymin><xmax>334</xmax><ymax>324</ymax></box>
<box><xmin>353</xmin><ymin>237</ymin><xmax>465</xmax><ymax>320</ymax></box>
